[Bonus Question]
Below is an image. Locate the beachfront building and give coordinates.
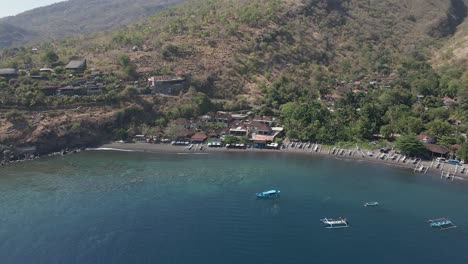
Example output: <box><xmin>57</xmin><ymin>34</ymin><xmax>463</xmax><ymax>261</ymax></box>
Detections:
<box><xmin>424</xmin><ymin>143</ymin><xmax>450</xmax><ymax>158</ymax></box>
<box><xmin>191</xmin><ymin>132</ymin><xmax>208</xmax><ymax>144</ymax></box>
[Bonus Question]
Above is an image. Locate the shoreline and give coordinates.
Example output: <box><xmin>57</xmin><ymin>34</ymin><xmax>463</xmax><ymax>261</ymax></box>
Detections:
<box><xmin>99</xmin><ymin>142</ymin><xmax>468</xmax><ymax>181</ymax></box>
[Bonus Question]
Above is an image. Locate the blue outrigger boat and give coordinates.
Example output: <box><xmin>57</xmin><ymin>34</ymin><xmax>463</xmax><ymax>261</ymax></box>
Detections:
<box><xmin>428</xmin><ymin>218</ymin><xmax>457</xmax><ymax>230</ymax></box>
<box><xmin>256</xmin><ymin>190</ymin><xmax>280</xmax><ymax>199</ymax></box>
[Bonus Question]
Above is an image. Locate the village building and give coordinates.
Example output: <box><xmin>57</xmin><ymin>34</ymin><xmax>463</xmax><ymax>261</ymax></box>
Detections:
<box><xmin>65</xmin><ymin>58</ymin><xmax>87</xmax><ymax>73</ymax></box>
<box><xmin>423</xmin><ymin>143</ymin><xmax>450</xmax><ymax>158</ymax></box>
<box><xmin>57</xmin><ymin>86</ymin><xmax>86</xmax><ymax>96</ymax></box>
<box><xmin>191</xmin><ymin>132</ymin><xmax>208</xmax><ymax>143</ymax></box>
<box><xmin>443</xmin><ymin>96</ymin><xmax>458</xmax><ymax>107</ymax></box>
<box><xmin>253</xmin><ymin>116</ymin><xmax>275</xmax><ymax>127</ymax></box>
<box><xmin>418</xmin><ymin>134</ymin><xmax>437</xmax><ymax>144</ymax></box>
<box><xmin>148</xmin><ymin>75</ymin><xmax>188</xmax><ymax>95</ymax></box>
<box><xmin>228</xmin><ymin>124</ymin><xmax>249</xmax><ymax>137</ymax></box>
<box><xmin>250</xmin><ymin>121</ymin><xmax>272</xmax><ymax>135</ymax></box>
<box><xmin>40</xmin><ymin>86</ymin><xmax>59</xmax><ymax>96</ymax></box>
<box><xmin>0</xmin><ymin>68</ymin><xmax>19</xmax><ymax>79</ymax></box>
<box><xmin>86</xmin><ymin>85</ymin><xmax>103</xmax><ymax>96</ymax></box>
<box><xmin>39</xmin><ymin>68</ymin><xmax>55</xmax><ymax>74</ymax></box>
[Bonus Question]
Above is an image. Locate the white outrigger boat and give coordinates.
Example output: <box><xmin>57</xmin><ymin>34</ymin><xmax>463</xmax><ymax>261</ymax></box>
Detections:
<box><xmin>320</xmin><ymin>217</ymin><xmax>349</xmax><ymax>228</ymax></box>
<box><xmin>364</xmin><ymin>201</ymin><xmax>379</xmax><ymax>207</ymax></box>
<box><xmin>256</xmin><ymin>189</ymin><xmax>280</xmax><ymax>199</ymax></box>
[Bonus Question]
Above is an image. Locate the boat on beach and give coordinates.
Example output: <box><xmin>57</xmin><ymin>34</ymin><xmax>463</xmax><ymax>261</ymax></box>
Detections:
<box><xmin>364</xmin><ymin>201</ymin><xmax>379</xmax><ymax>207</ymax></box>
<box><xmin>256</xmin><ymin>190</ymin><xmax>280</xmax><ymax>199</ymax></box>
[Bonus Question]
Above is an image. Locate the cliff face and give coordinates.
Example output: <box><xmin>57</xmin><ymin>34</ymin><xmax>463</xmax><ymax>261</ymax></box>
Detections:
<box><xmin>0</xmin><ymin>107</ymin><xmax>119</xmax><ymax>156</ymax></box>
<box><xmin>33</xmin><ymin>120</ymin><xmax>114</xmax><ymax>154</ymax></box>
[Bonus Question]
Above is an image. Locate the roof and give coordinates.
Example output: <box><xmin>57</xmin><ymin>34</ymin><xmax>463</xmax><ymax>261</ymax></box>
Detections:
<box><xmin>423</xmin><ymin>143</ymin><xmax>450</xmax><ymax>155</ymax></box>
<box><xmin>65</xmin><ymin>59</ymin><xmax>86</xmax><ymax>69</ymax></box>
<box><xmin>0</xmin><ymin>68</ymin><xmax>18</xmax><ymax>75</ymax></box>
<box><xmin>191</xmin><ymin>132</ymin><xmax>208</xmax><ymax>140</ymax></box>
<box><xmin>174</xmin><ymin>118</ymin><xmax>190</xmax><ymax>126</ymax></box>
<box><xmin>151</xmin><ymin>75</ymin><xmax>185</xmax><ymax>82</ymax></box>
<box><xmin>252</xmin><ymin>134</ymin><xmax>275</xmax><ymax>141</ymax></box>
<box><xmin>230</xmin><ymin>126</ymin><xmax>248</xmax><ymax>132</ymax></box>
<box><xmin>250</xmin><ymin>121</ymin><xmax>271</xmax><ymax>131</ymax></box>
<box><xmin>418</xmin><ymin>134</ymin><xmax>435</xmax><ymax>140</ymax></box>
<box><xmin>254</xmin><ymin>116</ymin><xmax>274</xmax><ymax>122</ymax></box>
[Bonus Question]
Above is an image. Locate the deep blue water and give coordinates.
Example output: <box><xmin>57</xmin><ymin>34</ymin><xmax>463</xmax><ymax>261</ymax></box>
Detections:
<box><xmin>1</xmin><ymin>150</ymin><xmax>468</xmax><ymax>264</ymax></box>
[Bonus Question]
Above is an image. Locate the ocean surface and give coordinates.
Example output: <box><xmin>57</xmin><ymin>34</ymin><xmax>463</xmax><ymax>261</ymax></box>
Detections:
<box><xmin>1</xmin><ymin>150</ymin><xmax>468</xmax><ymax>264</ymax></box>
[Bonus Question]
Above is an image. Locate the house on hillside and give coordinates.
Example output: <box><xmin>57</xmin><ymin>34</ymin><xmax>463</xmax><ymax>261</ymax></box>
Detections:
<box><xmin>57</xmin><ymin>86</ymin><xmax>86</xmax><ymax>96</ymax></box>
<box><xmin>0</xmin><ymin>68</ymin><xmax>19</xmax><ymax>79</ymax></box>
<box><xmin>86</xmin><ymin>85</ymin><xmax>103</xmax><ymax>96</ymax></box>
<box><xmin>40</xmin><ymin>86</ymin><xmax>59</xmax><ymax>96</ymax></box>
<box><xmin>65</xmin><ymin>58</ymin><xmax>87</xmax><ymax>73</ymax></box>
<box><xmin>148</xmin><ymin>75</ymin><xmax>189</xmax><ymax>95</ymax></box>
<box><xmin>443</xmin><ymin>96</ymin><xmax>458</xmax><ymax>107</ymax></box>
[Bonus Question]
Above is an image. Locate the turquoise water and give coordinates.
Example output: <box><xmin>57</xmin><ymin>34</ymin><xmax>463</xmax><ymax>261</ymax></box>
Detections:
<box><xmin>1</xmin><ymin>150</ymin><xmax>468</xmax><ymax>263</ymax></box>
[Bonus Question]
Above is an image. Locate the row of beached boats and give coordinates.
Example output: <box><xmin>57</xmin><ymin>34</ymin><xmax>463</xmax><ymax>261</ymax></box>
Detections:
<box><xmin>255</xmin><ymin>190</ymin><xmax>457</xmax><ymax>230</ymax></box>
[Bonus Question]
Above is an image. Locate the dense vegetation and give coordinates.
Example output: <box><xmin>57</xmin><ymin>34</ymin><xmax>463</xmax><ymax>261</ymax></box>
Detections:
<box><xmin>0</xmin><ymin>0</ymin><xmax>467</xmax><ymax>158</ymax></box>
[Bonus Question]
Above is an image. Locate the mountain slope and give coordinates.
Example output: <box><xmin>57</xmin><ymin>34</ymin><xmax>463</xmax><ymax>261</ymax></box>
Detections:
<box><xmin>0</xmin><ymin>0</ymin><xmax>184</xmax><ymax>49</ymax></box>
<box><xmin>0</xmin><ymin>22</ymin><xmax>37</xmax><ymax>48</ymax></box>
<box><xmin>49</xmin><ymin>0</ymin><xmax>465</xmax><ymax>99</ymax></box>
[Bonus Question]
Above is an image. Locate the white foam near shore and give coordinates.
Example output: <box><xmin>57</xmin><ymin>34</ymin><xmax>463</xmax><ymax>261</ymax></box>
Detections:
<box><xmin>86</xmin><ymin>147</ymin><xmax>136</xmax><ymax>152</ymax></box>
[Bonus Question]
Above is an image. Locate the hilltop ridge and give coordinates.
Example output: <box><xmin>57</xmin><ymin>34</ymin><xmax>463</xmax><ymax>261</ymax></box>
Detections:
<box><xmin>0</xmin><ymin>0</ymin><xmax>184</xmax><ymax>49</ymax></box>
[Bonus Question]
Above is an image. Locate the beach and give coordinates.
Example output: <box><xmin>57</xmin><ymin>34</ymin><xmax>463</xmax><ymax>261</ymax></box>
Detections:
<box><xmin>99</xmin><ymin>142</ymin><xmax>468</xmax><ymax>180</ymax></box>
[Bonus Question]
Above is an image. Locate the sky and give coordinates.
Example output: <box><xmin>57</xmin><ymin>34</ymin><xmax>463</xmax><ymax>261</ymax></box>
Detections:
<box><xmin>0</xmin><ymin>0</ymin><xmax>65</xmax><ymax>18</ymax></box>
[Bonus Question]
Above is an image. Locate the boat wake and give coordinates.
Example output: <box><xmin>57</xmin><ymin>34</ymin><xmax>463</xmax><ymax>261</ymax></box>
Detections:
<box><xmin>177</xmin><ymin>152</ymin><xmax>211</xmax><ymax>155</ymax></box>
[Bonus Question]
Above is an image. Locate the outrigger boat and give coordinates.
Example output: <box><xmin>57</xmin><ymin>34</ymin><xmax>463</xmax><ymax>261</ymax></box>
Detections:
<box><xmin>364</xmin><ymin>201</ymin><xmax>379</xmax><ymax>207</ymax></box>
<box><xmin>428</xmin><ymin>218</ymin><xmax>457</xmax><ymax>230</ymax></box>
<box><xmin>320</xmin><ymin>217</ymin><xmax>349</xmax><ymax>228</ymax></box>
<box><xmin>256</xmin><ymin>190</ymin><xmax>280</xmax><ymax>199</ymax></box>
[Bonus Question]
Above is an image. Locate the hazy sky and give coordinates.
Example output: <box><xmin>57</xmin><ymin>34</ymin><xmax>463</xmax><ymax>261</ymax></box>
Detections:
<box><xmin>0</xmin><ymin>0</ymin><xmax>65</xmax><ymax>18</ymax></box>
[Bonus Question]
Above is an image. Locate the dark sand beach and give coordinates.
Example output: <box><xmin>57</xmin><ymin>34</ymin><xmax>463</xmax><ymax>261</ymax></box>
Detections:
<box><xmin>99</xmin><ymin>142</ymin><xmax>467</xmax><ymax>180</ymax></box>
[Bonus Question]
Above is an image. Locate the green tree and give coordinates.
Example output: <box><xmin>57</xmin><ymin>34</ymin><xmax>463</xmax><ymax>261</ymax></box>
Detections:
<box><xmin>395</xmin><ymin>134</ymin><xmax>426</xmax><ymax>157</ymax></box>
<box><xmin>41</xmin><ymin>50</ymin><xmax>59</xmax><ymax>65</ymax></box>
<box><xmin>457</xmin><ymin>143</ymin><xmax>468</xmax><ymax>161</ymax></box>
<box><xmin>223</xmin><ymin>135</ymin><xmax>240</xmax><ymax>144</ymax></box>
<box><xmin>426</xmin><ymin>119</ymin><xmax>453</xmax><ymax>138</ymax></box>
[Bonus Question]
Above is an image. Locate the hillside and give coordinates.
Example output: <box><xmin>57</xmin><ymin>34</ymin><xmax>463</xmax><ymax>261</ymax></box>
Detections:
<box><xmin>0</xmin><ymin>0</ymin><xmax>184</xmax><ymax>49</ymax></box>
<box><xmin>0</xmin><ymin>0</ymin><xmax>467</xmax><ymax>158</ymax></box>
<box><xmin>46</xmin><ymin>0</ymin><xmax>465</xmax><ymax>100</ymax></box>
